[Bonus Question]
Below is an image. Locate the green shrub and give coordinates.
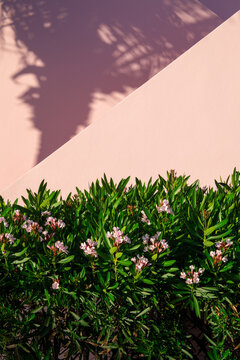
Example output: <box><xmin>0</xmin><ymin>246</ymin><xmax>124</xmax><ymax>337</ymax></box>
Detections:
<box><xmin>0</xmin><ymin>170</ymin><xmax>239</xmax><ymax>359</ymax></box>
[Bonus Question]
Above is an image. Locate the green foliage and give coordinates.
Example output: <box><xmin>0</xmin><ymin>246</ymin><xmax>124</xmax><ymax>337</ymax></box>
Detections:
<box><xmin>0</xmin><ymin>170</ymin><xmax>240</xmax><ymax>359</ymax></box>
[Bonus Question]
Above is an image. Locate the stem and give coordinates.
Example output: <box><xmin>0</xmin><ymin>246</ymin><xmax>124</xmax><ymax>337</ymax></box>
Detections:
<box><xmin>114</xmin><ymin>257</ymin><xmax>118</xmax><ymax>281</ymax></box>
<box><xmin>53</xmin><ymin>256</ymin><xmax>56</xmax><ymax>273</ymax></box>
<box><xmin>91</xmin><ymin>259</ymin><xmax>95</xmax><ymax>278</ymax></box>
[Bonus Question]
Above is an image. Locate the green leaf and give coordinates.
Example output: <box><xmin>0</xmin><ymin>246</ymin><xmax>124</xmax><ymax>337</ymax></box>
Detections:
<box><xmin>58</xmin><ymin>255</ymin><xmax>75</xmax><ymax>264</ymax></box>
<box><xmin>193</xmin><ymin>295</ymin><xmax>201</xmax><ymax>318</ymax></box>
<box><xmin>113</xmin><ymin>197</ymin><xmax>122</xmax><ymax>209</ymax></box>
<box><xmin>12</xmin><ymin>257</ymin><xmax>30</xmax><ymax>264</ymax></box>
<box><xmin>115</xmin><ymin>252</ymin><xmax>122</xmax><ymax>259</ymax></box>
<box><xmin>118</xmin><ymin>260</ymin><xmax>132</xmax><ymax>266</ymax></box>
<box><xmin>152</xmin><ymin>254</ymin><xmax>158</xmax><ymax>261</ymax></box>
<box><xmin>163</xmin><ymin>260</ymin><xmax>176</xmax><ymax>267</ymax></box>
<box><xmin>181</xmin><ymin>348</ymin><xmax>193</xmax><ymax>359</ymax></box>
<box><xmin>32</xmin><ymin>306</ymin><xmax>44</xmax><ymax>314</ymax></box>
<box><xmin>80</xmin><ymin>267</ymin><xmax>86</xmax><ymax>279</ymax></box>
<box><xmin>136</xmin><ymin>306</ymin><xmax>151</xmax><ymax>318</ymax></box>
<box><xmin>220</xmin><ymin>262</ymin><xmax>234</xmax><ymax>272</ymax></box>
<box><xmin>79</xmin><ymin>319</ymin><xmax>89</xmax><ymax>327</ymax></box>
<box><xmin>128</xmin><ymin>244</ymin><xmax>141</xmax><ymax>251</ymax></box>
<box><xmin>106</xmin><ymin>292</ymin><xmax>115</xmax><ymax>301</ymax></box>
<box><xmin>110</xmin><ymin>247</ymin><xmax>117</xmax><ymax>254</ymax></box>
<box><xmin>204</xmin><ymin>334</ymin><xmax>217</xmax><ymax>347</ymax></box>
<box><xmin>203</xmin><ymin>240</ymin><xmax>214</xmax><ymax>247</ymax></box>
<box><xmin>44</xmin><ymin>289</ymin><xmax>50</xmax><ymax>303</ymax></box>
<box><xmin>142</xmin><ymin>278</ymin><xmax>155</xmax><ymax>285</ymax></box>
<box><xmin>70</xmin><ymin>311</ymin><xmax>80</xmax><ymax>321</ymax></box>
<box><xmin>13</xmin><ymin>247</ymin><xmax>28</xmax><ymax>257</ymax></box>
<box><xmin>204</xmin><ymin>219</ymin><xmax>228</xmax><ymax>237</ymax></box>
<box><xmin>63</xmin><ymin>291</ymin><xmax>77</xmax><ymax>300</ymax></box>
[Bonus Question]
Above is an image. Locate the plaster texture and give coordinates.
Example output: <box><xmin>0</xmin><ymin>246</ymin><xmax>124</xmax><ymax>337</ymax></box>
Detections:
<box><xmin>0</xmin><ymin>0</ymin><xmax>222</xmax><ymax>190</ymax></box>
<box><xmin>2</xmin><ymin>11</ymin><xmax>240</xmax><ymax>202</ymax></box>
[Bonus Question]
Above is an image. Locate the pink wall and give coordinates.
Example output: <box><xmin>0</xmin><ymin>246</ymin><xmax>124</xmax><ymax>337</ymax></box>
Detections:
<box><xmin>198</xmin><ymin>0</ymin><xmax>240</xmax><ymax>20</ymax></box>
<box><xmin>0</xmin><ymin>0</ymin><xmax>222</xmax><ymax>190</ymax></box>
<box><xmin>2</xmin><ymin>11</ymin><xmax>240</xmax><ymax>202</ymax></box>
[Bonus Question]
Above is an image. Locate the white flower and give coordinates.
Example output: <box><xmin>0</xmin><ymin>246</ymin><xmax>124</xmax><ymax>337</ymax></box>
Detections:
<box><xmin>140</xmin><ymin>211</ymin><xmax>151</xmax><ymax>225</ymax></box>
<box><xmin>41</xmin><ymin>211</ymin><xmax>51</xmax><ymax>216</ymax></box>
<box><xmin>156</xmin><ymin>200</ymin><xmax>173</xmax><ymax>215</ymax></box>
<box><xmin>132</xmin><ymin>254</ymin><xmax>150</xmax><ymax>272</ymax></box>
<box><xmin>0</xmin><ymin>217</ymin><xmax>8</xmax><ymax>228</ymax></box>
<box><xmin>80</xmin><ymin>239</ymin><xmax>98</xmax><ymax>257</ymax></box>
<box><xmin>142</xmin><ymin>234</ymin><xmax>149</xmax><ymax>244</ymax></box>
<box><xmin>180</xmin><ymin>272</ymin><xmax>186</xmax><ymax>279</ymax></box>
<box><xmin>55</xmin><ymin>241</ymin><xmax>68</xmax><ymax>254</ymax></box>
<box><xmin>52</xmin><ymin>281</ymin><xmax>59</xmax><ymax>290</ymax></box>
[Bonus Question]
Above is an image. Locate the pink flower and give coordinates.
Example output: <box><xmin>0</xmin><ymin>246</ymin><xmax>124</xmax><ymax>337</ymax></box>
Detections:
<box><xmin>143</xmin><ymin>231</ymin><xmax>169</xmax><ymax>254</ymax></box>
<box><xmin>13</xmin><ymin>210</ymin><xmax>26</xmax><ymax>224</ymax></box>
<box><xmin>180</xmin><ymin>272</ymin><xmax>186</xmax><ymax>279</ymax></box>
<box><xmin>41</xmin><ymin>211</ymin><xmax>51</xmax><ymax>216</ymax></box>
<box><xmin>180</xmin><ymin>265</ymin><xmax>203</xmax><ymax>285</ymax></box>
<box><xmin>80</xmin><ymin>239</ymin><xmax>98</xmax><ymax>258</ymax></box>
<box><xmin>52</xmin><ymin>279</ymin><xmax>59</xmax><ymax>289</ymax></box>
<box><xmin>106</xmin><ymin>227</ymin><xmax>131</xmax><ymax>247</ymax></box>
<box><xmin>215</xmin><ymin>238</ymin><xmax>233</xmax><ymax>250</ymax></box>
<box><xmin>210</xmin><ymin>250</ymin><xmax>228</xmax><ymax>266</ymax></box>
<box><xmin>45</xmin><ymin>217</ymin><xmax>65</xmax><ymax>230</ymax></box>
<box><xmin>40</xmin><ymin>230</ymin><xmax>54</xmax><ymax>242</ymax></box>
<box><xmin>0</xmin><ymin>233</ymin><xmax>15</xmax><ymax>244</ymax></box>
<box><xmin>131</xmin><ymin>255</ymin><xmax>150</xmax><ymax>272</ymax></box>
<box><xmin>22</xmin><ymin>220</ymin><xmax>43</xmax><ymax>235</ymax></box>
<box><xmin>55</xmin><ymin>241</ymin><xmax>68</xmax><ymax>254</ymax></box>
<box><xmin>47</xmin><ymin>241</ymin><xmax>68</xmax><ymax>256</ymax></box>
<box><xmin>156</xmin><ymin>200</ymin><xmax>173</xmax><ymax>215</ymax></box>
<box><xmin>142</xmin><ymin>234</ymin><xmax>149</xmax><ymax>244</ymax></box>
<box><xmin>140</xmin><ymin>211</ymin><xmax>151</xmax><ymax>225</ymax></box>
<box><xmin>0</xmin><ymin>217</ymin><xmax>8</xmax><ymax>228</ymax></box>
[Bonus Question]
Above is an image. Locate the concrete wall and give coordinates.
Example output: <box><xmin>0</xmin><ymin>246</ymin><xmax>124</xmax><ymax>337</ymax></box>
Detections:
<box><xmin>0</xmin><ymin>0</ymin><xmax>222</xmax><ymax>190</ymax></box>
<box><xmin>2</xmin><ymin>11</ymin><xmax>240</xmax><ymax>202</ymax></box>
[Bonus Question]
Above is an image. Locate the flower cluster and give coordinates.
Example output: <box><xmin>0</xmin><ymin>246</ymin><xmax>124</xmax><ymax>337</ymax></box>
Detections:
<box><xmin>47</xmin><ymin>241</ymin><xmax>68</xmax><ymax>256</ymax></box>
<box><xmin>142</xmin><ymin>232</ymin><xmax>169</xmax><ymax>253</ymax></box>
<box><xmin>106</xmin><ymin>227</ymin><xmax>131</xmax><ymax>247</ymax></box>
<box><xmin>22</xmin><ymin>220</ymin><xmax>43</xmax><ymax>235</ymax></box>
<box><xmin>0</xmin><ymin>217</ymin><xmax>8</xmax><ymax>228</ymax></box>
<box><xmin>215</xmin><ymin>238</ymin><xmax>233</xmax><ymax>251</ymax></box>
<box><xmin>40</xmin><ymin>230</ymin><xmax>54</xmax><ymax>242</ymax></box>
<box><xmin>131</xmin><ymin>255</ymin><xmax>150</xmax><ymax>272</ymax></box>
<box><xmin>80</xmin><ymin>239</ymin><xmax>98</xmax><ymax>257</ymax></box>
<box><xmin>210</xmin><ymin>250</ymin><xmax>228</xmax><ymax>265</ymax></box>
<box><xmin>0</xmin><ymin>233</ymin><xmax>15</xmax><ymax>244</ymax></box>
<box><xmin>140</xmin><ymin>211</ymin><xmax>151</xmax><ymax>225</ymax></box>
<box><xmin>52</xmin><ymin>278</ymin><xmax>60</xmax><ymax>290</ymax></box>
<box><xmin>180</xmin><ymin>265</ymin><xmax>204</xmax><ymax>284</ymax></box>
<box><xmin>12</xmin><ymin>210</ymin><xmax>26</xmax><ymax>224</ymax></box>
<box><xmin>41</xmin><ymin>211</ymin><xmax>51</xmax><ymax>216</ymax></box>
<box><xmin>156</xmin><ymin>199</ymin><xmax>173</xmax><ymax>215</ymax></box>
<box><xmin>123</xmin><ymin>186</ymin><xmax>130</xmax><ymax>194</ymax></box>
<box><xmin>45</xmin><ymin>216</ymin><xmax>65</xmax><ymax>230</ymax></box>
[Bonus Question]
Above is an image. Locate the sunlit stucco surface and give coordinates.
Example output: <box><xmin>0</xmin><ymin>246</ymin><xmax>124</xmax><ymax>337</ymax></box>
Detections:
<box><xmin>0</xmin><ymin>0</ymin><xmax>223</xmax><ymax>190</ymax></box>
<box><xmin>2</xmin><ymin>11</ymin><xmax>240</xmax><ymax>202</ymax></box>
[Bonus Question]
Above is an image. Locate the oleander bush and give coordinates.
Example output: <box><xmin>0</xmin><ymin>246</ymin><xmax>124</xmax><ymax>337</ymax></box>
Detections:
<box><xmin>0</xmin><ymin>170</ymin><xmax>240</xmax><ymax>360</ymax></box>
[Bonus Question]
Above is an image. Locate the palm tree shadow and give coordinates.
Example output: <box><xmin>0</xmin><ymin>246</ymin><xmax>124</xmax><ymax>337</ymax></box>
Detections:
<box><xmin>0</xmin><ymin>0</ymin><xmax>222</xmax><ymax>164</ymax></box>
<box><xmin>198</xmin><ymin>0</ymin><xmax>240</xmax><ymax>20</ymax></box>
